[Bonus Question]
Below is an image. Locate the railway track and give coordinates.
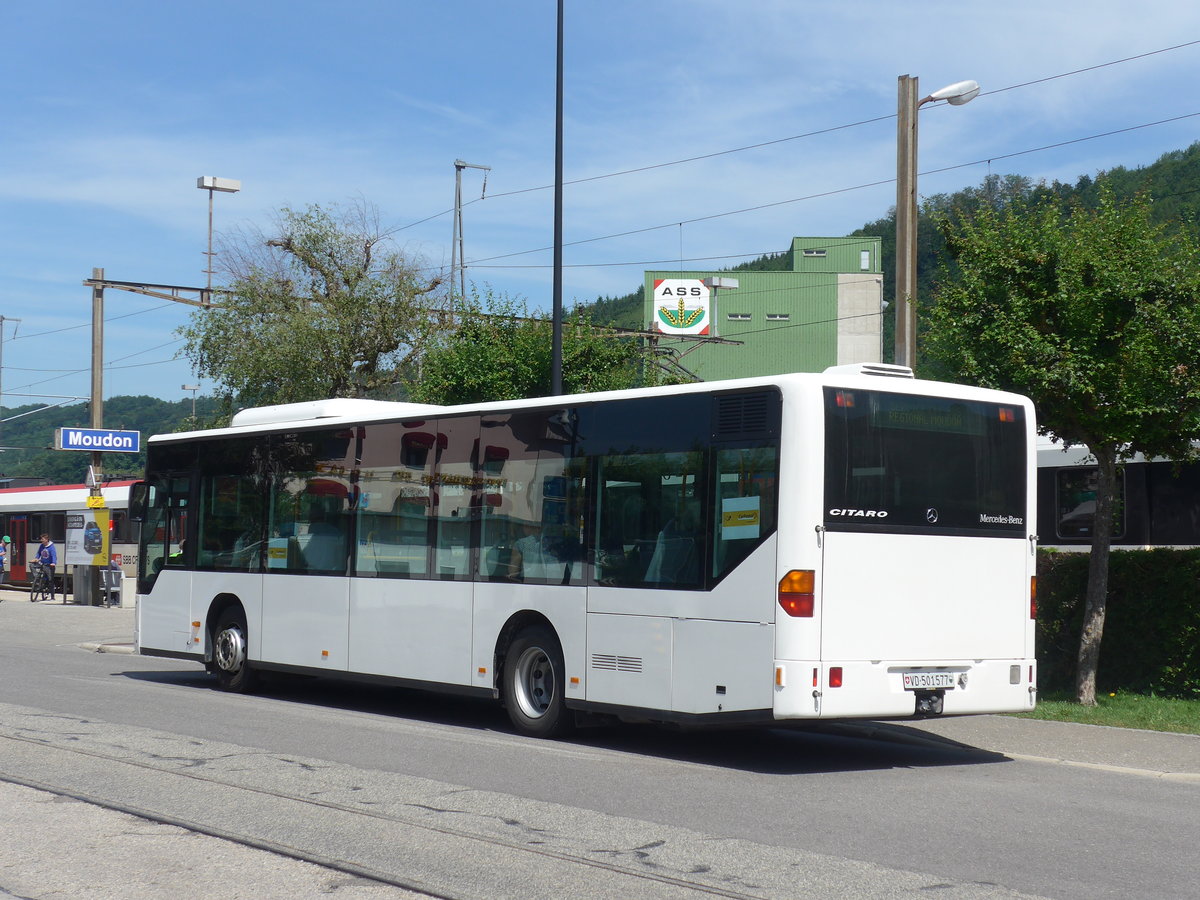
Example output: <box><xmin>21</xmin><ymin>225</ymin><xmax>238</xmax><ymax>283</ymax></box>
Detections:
<box><xmin>0</xmin><ymin>705</ymin><xmax>800</xmax><ymax>900</ymax></box>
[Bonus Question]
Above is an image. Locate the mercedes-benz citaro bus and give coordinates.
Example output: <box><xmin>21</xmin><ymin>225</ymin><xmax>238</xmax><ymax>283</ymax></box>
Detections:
<box><xmin>130</xmin><ymin>364</ymin><xmax>1037</xmax><ymax>737</ymax></box>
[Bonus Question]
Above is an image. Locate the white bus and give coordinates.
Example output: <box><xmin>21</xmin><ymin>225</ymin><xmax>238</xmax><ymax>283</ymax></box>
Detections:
<box><xmin>131</xmin><ymin>364</ymin><xmax>1037</xmax><ymax>736</ymax></box>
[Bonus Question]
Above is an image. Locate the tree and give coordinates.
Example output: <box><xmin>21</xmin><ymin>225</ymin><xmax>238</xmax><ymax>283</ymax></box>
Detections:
<box><xmin>926</xmin><ymin>187</ymin><xmax>1200</xmax><ymax>704</ymax></box>
<box><xmin>179</xmin><ymin>201</ymin><xmax>445</xmax><ymax>418</ymax></box>
<box><xmin>409</xmin><ymin>292</ymin><xmax>681</xmax><ymax>405</ymax></box>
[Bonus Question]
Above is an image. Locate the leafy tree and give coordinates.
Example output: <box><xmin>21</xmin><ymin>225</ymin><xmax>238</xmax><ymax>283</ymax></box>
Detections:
<box><xmin>179</xmin><ymin>201</ymin><xmax>445</xmax><ymax>418</ymax></box>
<box><xmin>926</xmin><ymin>187</ymin><xmax>1200</xmax><ymax>705</ymax></box>
<box><xmin>409</xmin><ymin>292</ymin><xmax>682</xmax><ymax>405</ymax></box>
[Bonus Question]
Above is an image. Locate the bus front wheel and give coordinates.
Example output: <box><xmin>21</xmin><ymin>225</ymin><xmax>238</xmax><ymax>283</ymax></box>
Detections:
<box><xmin>503</xmin><ymin>626</ymin><xmax>572</xmax><ymax>738</ymax></box>
<box><xmin>212</xmin><ymin>609</ymin><xmax>256</xmax><ymax>693</ymax></box>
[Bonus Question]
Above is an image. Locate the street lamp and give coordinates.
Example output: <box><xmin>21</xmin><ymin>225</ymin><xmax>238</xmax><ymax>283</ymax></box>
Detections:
<box><xmin>196</xmin><ymin>176</ymin><xmax>241</xmax><ymax>297</ymax></box>
<box><xmin>894</xmin><ymin>76</ymin><xmax>979</xmax><ymax>370</ymax></box>
<box><xmin>702</xmin><ymin>276</ymin><xmax>740</xmax><ymax>338</ymax></box>
<box><xmin>181</xmin><ymin>384</ymin><xmax>200</xmax><ymax>422</ymax></box>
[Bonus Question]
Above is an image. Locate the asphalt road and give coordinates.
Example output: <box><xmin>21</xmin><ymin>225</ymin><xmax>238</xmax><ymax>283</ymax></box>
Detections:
<box><xmin>1</xmin><ymin>590</ymin><xmax>1197</xmax><ymax>899</ymax></box>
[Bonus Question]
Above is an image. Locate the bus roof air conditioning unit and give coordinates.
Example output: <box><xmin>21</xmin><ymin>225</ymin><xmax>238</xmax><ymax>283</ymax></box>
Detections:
<box><xmin>823</xmin><ymin>363</ymin><xmax>915</xmax><ymax>379</ymax></box>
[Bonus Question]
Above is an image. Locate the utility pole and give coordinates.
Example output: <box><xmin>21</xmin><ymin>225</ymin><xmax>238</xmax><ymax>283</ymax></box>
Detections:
<box><xmin>551</xmin><ymin>0</ymin><xmax>564</xmax><ymax>395</ymax></box>
<box><xmin>894</xmin><ymin>75</ymin><xmax>919</xmax><ymax>370</ymax></box>
<box><xmin>90</xmin><ymin>267</ymin><xmax>104</xmax><ymax>493</ymax></box>
<box><xmin>894</xmin><ymin>75</ymin><xmax>979</xmax><ymax>369</ymax></box>
<box><xmin>197</xmin><ymin>177</ymin><xmax>241</xmax><ymax>295</ymax></box>
<box><xmin>450</xmin><ymin>159</ymin><xmax>491</xmax><ymax>315</ymax></box>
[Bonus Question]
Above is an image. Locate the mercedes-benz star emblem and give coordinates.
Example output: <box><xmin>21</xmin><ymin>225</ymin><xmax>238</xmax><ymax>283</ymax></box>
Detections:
<box><xmin>925</xmin><ymin>508</ymin><xmax>939</xmax><ymax>524</ymax></box>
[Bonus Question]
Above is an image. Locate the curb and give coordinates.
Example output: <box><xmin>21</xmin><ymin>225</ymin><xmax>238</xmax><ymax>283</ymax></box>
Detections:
<box><xmin>78</xmin><ymin>641</ymin><xmax>136</xmax><ymax>655</ymax></box>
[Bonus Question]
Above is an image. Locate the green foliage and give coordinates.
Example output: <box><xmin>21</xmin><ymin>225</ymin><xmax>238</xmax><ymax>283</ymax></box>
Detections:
<box><xmin>410</xmin><ymin>292</ymin><xmax>682</xmax><ymax>405</ymax></box>
<box><xmin>586</xmin><ymin>286</ymin><xmax>644</xmax><ymax>329</ymax></box>
<box><xmin>1036</xmin><ymin>549</ymin><xmax>1200</xmax><ymax>697</ymax></box>
<box><xmin>928</xmin><ymin>187</ymin><xmax>1200</xmax><ymax>460</ymax></box>
<box><xmin>928</xmin><ymin>186</ymin><xmax>1200</xmax><ymax>703</ymax></box>
<box><xmin>179</xmin><ymin>202</ymin><xmax>445</xmax><ymax>412</ymax></box>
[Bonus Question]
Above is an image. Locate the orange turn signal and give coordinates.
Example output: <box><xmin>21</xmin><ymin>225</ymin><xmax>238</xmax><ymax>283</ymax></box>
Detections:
<box><xmin>778</xmin><ymin>570</ymin><xmax>815</xmax><ymax>617</ymax></box>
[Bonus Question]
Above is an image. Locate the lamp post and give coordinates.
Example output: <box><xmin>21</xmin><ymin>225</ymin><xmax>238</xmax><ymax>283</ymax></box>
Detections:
<box><xmin>894</xmin><ymin>76</ymin><xmax>979</xmax><ymax>370</ymax></box>
<box><xmin>196</xmin><ymin>176</ymin><xmax>241</xmax><ymax>298</ymax></box>
<box><xmin>702</xmin><ymin>276</ymin><xmax>739</xmax><ymax>338</ymax></box>
<box><xmin>181</xmin><ymin>384</ymin><xmax>200</xmax><ymax>423</ymax></box>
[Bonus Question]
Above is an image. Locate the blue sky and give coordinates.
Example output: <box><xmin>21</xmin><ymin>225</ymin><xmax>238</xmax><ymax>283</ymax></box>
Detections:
<box><xmin>2</xmin><ymin>1</ymin><xmax>1200</xmax><ymax>413</ymax></box>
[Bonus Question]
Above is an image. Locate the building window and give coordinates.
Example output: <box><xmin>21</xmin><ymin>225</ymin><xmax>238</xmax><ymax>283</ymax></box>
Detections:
<box><xmin>801</xmin><ymin>249</ymin><xmax>827</xmax><ymax>257</ymax></box>
<box><xmin>766</xmin><ymin>314</ymin><xmax>790</xmax><ymax>321</ymax></box>
<box><xmin>726</xmin><ymin>313</ymin><xmax>751</xmax><ymax>321</ymax></box>
<box><xmin>860</xmin><ymin>250</ymin><xmax>871</xmax><ymax>270</ymax></box>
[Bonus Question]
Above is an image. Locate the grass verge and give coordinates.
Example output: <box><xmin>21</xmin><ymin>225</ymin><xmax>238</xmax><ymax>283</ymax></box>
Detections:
<box><xmin>1011</xmin><ymin>691</ymin><xmax>1200</xmax><ymax>736</ymax></box>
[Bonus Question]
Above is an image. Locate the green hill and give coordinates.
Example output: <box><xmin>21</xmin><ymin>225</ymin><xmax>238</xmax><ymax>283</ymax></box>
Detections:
<box><xmin>0</xmin><ymin>395</ymin><xmax>218</xmax><ymax>485</ymax></box>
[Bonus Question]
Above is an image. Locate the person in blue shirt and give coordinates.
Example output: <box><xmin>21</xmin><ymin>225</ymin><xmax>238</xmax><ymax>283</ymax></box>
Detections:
<box><xmin>37</xmin><ymin>533</ymin><xmax>57</xmax><ymax>602</ymax></box>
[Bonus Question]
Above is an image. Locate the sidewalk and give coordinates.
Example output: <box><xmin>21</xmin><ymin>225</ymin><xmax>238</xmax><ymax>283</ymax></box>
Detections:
<box><xmin>829</xmin><ymin>713</ymin><xmax>1200</xmax><ymax>782</ymax></box>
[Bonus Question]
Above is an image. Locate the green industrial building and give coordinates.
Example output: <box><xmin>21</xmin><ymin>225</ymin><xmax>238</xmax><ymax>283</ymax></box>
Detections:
<box><xmin>643</xmin><ymin>236</ymin><xmax>883</xmax><ymax>381</ymax></box>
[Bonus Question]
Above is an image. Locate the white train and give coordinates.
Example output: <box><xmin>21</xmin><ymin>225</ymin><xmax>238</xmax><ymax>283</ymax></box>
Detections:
<box><xmin>1036</xmin><ymin>437</ymin><xmax>1200</xmax><ymax>549</ymax></box>
<box><xmin>0</xmin><ymin>480</ymin><xmax>138</xmax><ymax>590</ymax></box>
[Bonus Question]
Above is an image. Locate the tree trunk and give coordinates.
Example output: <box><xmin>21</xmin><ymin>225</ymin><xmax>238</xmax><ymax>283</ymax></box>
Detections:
<box><xmin>1075</xmin><ymin>444</ymin><xmax>1119</xmax><ymax>706</ymax></box>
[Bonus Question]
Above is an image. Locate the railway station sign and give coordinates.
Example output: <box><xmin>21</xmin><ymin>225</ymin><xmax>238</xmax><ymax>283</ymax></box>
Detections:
<box><xmin>55</xmin><ymin>427</ymin><xmax>141</xmax><ymax>453</ymax></box>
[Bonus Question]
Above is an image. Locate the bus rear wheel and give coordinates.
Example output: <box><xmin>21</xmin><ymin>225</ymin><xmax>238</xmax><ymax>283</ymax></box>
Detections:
<box><xmin>212</xmin><ymin>609</ymin><xmax>256</xmax><ymax>693</ymax></box>
<box><xmin>503</xmin><ymin>626</ymin><xmax>572</xmax><ymax>738</ymax></box>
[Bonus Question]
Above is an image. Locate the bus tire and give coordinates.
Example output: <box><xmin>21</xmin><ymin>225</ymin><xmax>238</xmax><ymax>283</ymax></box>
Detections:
<box><xmin>212</xmin><ymin>608</ymin><xmax>256</xmax><ymax>694</ymax></box>
<box><xmin>503</xmin><ymin>626</ymin><xmax>572</xmax><ymax>738</ymax></box>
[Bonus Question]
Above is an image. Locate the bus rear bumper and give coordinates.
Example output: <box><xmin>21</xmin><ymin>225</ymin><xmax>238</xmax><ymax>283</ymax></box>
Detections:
<box><xmin>772</xmin><ymin>658</ymin><xmax>1038</xmax><ymax>719</ymax></box>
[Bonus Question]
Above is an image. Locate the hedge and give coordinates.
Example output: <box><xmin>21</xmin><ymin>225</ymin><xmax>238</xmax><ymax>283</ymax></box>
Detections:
<box><xmin>1036</xmin><ymin>548</ymin><xmax>1200</xmax><ymax>697</ymax></box>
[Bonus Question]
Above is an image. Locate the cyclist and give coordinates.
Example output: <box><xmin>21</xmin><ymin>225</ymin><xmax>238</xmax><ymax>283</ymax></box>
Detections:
<box><xmin>36</xmin><ymin>533</ymin><xmax>57</xmax><ymax>603</ymax></box>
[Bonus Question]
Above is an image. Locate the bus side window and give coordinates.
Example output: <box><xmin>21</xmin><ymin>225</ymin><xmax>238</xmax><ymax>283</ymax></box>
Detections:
<box><xmin>712</xmin><ymin>446</ymin><xmax>778</xmax><ymax>580</ymax></box>
<box><xmin>596</xmin><ymin>450</ymin><xmax>704</xmax><ymax>589</ymax></box>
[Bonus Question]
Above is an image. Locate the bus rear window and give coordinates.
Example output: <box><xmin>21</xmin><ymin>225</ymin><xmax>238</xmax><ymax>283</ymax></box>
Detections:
<box><xmin>823</xmin><ymin>388</ymin><xmax>1027</xmax><ymax>537</ymax></box>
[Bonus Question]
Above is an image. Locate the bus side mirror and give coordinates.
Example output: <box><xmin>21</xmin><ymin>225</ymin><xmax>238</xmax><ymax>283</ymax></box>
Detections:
<box><xmin>129</xmin><ymin>482</ymin><xmax>151</xmax><ymax>522</ymax></box>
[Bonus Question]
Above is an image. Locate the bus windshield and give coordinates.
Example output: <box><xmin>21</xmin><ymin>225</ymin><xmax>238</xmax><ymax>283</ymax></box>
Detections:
<box><xmin>823</xmin><ymin>387</ymin><xmax>1027</xmax><ymax>537</ymax></box>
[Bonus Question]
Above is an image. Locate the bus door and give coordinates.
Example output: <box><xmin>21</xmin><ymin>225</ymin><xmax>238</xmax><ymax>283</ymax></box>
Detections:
<box><xmin>10</xmin><ymin>516</ymin><xmax>28</xmax><ymax>582</ymax></box>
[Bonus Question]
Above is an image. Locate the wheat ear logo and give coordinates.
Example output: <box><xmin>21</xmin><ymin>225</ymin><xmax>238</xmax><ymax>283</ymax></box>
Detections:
<box><xmin>658</xmin><ymin>296</ymin><xmax>706</xmax><ymax>328</ymax></box>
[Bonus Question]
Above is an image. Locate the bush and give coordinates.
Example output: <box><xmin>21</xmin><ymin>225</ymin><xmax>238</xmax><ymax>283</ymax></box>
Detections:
<box><xmin>1036</xmin><ymin>549</ymin><xmax>1200</xmax><ymax>697</ymax></box>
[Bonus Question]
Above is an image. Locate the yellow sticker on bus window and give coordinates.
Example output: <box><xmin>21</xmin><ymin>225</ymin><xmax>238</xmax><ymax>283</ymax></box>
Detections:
<box><xmin>721</xmin><ymin>498</ymin><xmax>760</xmax><ymax>539</ymax></box>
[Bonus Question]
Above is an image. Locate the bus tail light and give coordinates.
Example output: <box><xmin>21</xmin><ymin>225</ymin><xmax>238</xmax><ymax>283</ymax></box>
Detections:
<box><xmin>828</xmin><ymin>667</ymin><xmax>843</xmax><ymax>688</ymax></box>
<box><xmin>1030</xmin><ymin>576</ymin><xmax>1037</xmax><ymax>619</ymax></box>
<box><xmin>778</xmin><ymin>570</ymin><xmax>815</xmax><ymax>617</ymax></box>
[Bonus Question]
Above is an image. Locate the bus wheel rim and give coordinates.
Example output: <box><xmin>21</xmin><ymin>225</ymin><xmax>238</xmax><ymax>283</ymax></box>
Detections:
<box><xmin>514</xmin><ymin>646</ymin><xmax>554</xmax><ymax>719</ymax></box>
<box><xmin>215</xmin><ymin>625</ymin><xmax>246</xmax><ymax>674</ymax></box>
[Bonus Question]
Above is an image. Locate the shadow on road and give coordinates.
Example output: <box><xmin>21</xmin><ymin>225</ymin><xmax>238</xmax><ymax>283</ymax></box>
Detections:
<box><xmin>119</xmin><ymin>666</ymin><xmax>1009</xmax><ymax>776</ymax></box>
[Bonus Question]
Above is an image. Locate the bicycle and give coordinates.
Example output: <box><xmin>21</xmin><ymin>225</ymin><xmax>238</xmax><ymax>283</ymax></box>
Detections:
<box><xmin>29</xmin><ymin>561</ymin><xmax>53</xmax><ymax>603</ymax></box>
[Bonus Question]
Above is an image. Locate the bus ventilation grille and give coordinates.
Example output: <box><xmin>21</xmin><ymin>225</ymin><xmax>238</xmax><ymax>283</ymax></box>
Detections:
<box><xmin>824</xmin><ymin>362</ymin><xmax>915</xmax><ymax>379</ymax></box>
<box><xmin>714</xmin><ymin>391</ymin><xmax>777</xmax><ymax>439</ymax></box>
<box><xmin>591</xmin><ymin>654</ymin><xmax>643</xmax><ymax>673</ymax></box>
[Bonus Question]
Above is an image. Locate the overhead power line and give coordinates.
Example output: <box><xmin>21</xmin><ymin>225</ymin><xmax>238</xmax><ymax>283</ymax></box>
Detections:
<box><xmin>464</xmin><ymin>111</ymin><xmax>1200</xmax><ymax>270</ymax></box>
<box><xmin>396</xmin><ymin>39</ymin><xmax>1200</xmax><ymax>237</ymax></box>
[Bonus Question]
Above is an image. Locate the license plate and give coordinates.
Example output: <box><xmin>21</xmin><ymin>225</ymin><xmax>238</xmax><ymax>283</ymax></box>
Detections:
<box><xmin>901</xmin><ymin>671</ymin><xmax>955</xmax><ymax>690</ymax></box>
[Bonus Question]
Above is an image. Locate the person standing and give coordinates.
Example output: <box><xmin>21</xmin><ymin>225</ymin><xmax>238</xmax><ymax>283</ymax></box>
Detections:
<box><xmin>0</xmin><ymin>536</ymin><xmax>7</xmax><ymax>593</ymax></box>
<box><xmin>37</xmin><ymin>533</ymin><xmax>57</xmax><ymax>602</ymax></box>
